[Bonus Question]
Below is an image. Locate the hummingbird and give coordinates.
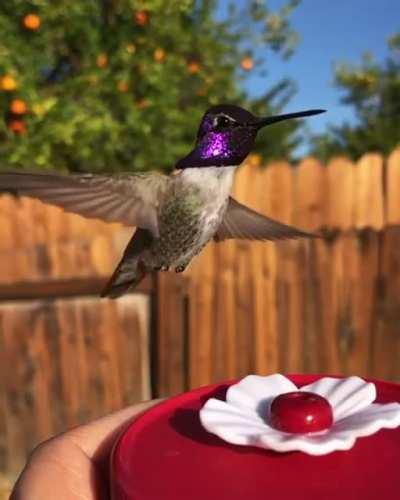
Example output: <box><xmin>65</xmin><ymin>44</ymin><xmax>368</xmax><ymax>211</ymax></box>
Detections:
<box><xmin>0</xmin><ymin>104</ymin><xmax>324</xmax><ymax>298</ymax></box>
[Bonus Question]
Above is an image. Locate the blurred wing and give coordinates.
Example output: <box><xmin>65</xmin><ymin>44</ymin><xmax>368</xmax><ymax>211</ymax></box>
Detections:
<box><xmin>0</xmin><ymin>171</ymin><xmax>169</xmax><ymax>237</ymax></box>
<box><xmin>214</xmin><ymin>197</ymin><xmax>314</xmax><ymax>242</ymax></box>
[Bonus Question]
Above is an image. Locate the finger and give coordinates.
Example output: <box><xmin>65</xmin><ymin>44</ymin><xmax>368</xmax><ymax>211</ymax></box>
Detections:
<box><xmin>10</xmin><ymin>399</ymin><xmax>162</xmax><ymax>500</ymax></box>
<box><xmin>66</xmin><ymin>399</ymin><xmax>163</xmax><ymax>460</ymax></box>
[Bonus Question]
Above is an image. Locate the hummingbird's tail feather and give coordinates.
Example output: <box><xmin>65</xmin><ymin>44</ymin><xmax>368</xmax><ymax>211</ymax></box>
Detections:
<box><xmin>101</xmin><ymin>228</ymin><xmax>152</xmax><ymax>299</ymax></box>
<box><xmin>101</xmin><ymin>262</ymin><xmax>147</xmax><ymax>298</ymax></box>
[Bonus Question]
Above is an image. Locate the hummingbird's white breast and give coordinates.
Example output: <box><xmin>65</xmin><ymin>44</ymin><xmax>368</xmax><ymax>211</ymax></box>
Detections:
<box><xmin>147</xmin><ymin>166</ymin><xmax>236</xmax><ymax>270</ymax></box>
<box><xmin>172</xmin><ymin>166</ymin><xmax>236</xmax><ymax>262</ymax></box>
<box><xmin>178</xmin><ymin>166</ymin><xmax>236</xmax><ymax>231</ymax></box>
<box><xmin>178</xmin><ymin>166</ymin><xmax>236</xmax><ymax>204</ymax></box>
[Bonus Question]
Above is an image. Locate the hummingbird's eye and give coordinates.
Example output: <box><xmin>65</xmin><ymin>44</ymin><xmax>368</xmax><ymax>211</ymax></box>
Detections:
<box><xmin>214</xmin><ymin>115</ymin><xmax>232</xmax><ymax>129</ymax></box>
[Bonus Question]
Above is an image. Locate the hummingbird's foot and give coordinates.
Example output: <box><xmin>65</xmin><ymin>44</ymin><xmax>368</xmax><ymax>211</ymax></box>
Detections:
<box><xmin>175</xmin><ymin>265</ymin><xmax>186</xmax><ymax>273</ymax></box>
<box><xmin>154</xmin><ymin>264</ymin><xmax>169</xmax><ymax>271</ymax></box>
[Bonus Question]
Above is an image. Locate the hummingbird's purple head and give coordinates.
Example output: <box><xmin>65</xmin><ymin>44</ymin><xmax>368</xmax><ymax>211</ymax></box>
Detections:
<box><xmin>175</xmin><ymin>104</ymin><xmax>325</xmax><ymax>169</ymax></box>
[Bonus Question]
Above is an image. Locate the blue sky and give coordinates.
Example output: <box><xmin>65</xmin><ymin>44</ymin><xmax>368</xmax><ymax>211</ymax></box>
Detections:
<box><xmin>219</xmin><ymin>0</ymin><xmax>399</xmax><ymax>151</ymax></box>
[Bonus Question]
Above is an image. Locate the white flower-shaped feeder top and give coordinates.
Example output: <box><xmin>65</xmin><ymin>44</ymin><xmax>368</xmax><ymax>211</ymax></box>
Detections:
<box><xmin>199</xmin><ymin>374</ymin><xmax>400</xmax><ymax>456</ymax></box>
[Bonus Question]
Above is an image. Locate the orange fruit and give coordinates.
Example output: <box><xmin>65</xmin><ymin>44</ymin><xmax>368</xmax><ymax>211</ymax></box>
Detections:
<box><xmin>96</xmin><ymin>53</ymin><xmax>108</xmax><ymax>68</ymax></box>
<box><xmin>247</xmin><ymin>153</ymin><xmax>262</xmax><ymax>167</ymax></box>
<box><xmin>1</xmin><ymin>75</ymin><xmax>17</xmax><ymax>91</ymax></box>
<box><xmin>187</xmin><ymin>61</ymin><xmax>200</xmax><ymax>74</ymax></box>
<box><xmin>240</xmin><ymin>56</ymin><xmax>253</xmax><ymax>71</ymax></box>
<box><xmin>10</xmin><ymin>98</ymin><xmax>27</xmax><ymax>115</ymax></box>
<box><xmin>23</xmin><ymin>13</ymin><xmax>41</xmax><ymax>30</ymax></box>
<box><xmin>153</xmin><ymin>48</ymin><xmax>166</xmax><ymax>63</ymax></box>
<box><xmin>8</xmin><ymin>119</ymin><xmax>27</xmax><ymax>134</ymax></box>
<box><xmin>134</xmin><ymin>11</ymin><xmax>149</xmax><ymax>26</ymax></box>
<box><xmin>136</xmin><ymin>98</ymin><xmax>149</xmax><ymax>109</ymax></box>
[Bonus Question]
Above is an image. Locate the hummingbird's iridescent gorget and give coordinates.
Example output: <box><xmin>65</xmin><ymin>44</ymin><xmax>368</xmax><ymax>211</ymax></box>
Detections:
<box><xmin>147</xmin><ymin>166</ymin><xmax>236</xmax><ymax>270</ymax></box>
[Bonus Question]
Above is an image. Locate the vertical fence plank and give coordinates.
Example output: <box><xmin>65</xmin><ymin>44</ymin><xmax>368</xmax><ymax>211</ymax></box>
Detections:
<box><xmin>261</xmin><ymin>162</ymin><xmax>292</xmax><ymax>374</ymax></box>
<box><xmin>96</xmin><ymin>300</ymin><xmax>124</xmax><ymax>411</ymax></box>
<box><xmin>62</xmin><ymin>300</ymin><xmax>93</xmax><ymax>422</ymax></box>
<box><xmin>354</xmin><ymin>153</ymin><xmax>384</xmax><ymax>230</ymax></box>
<box><xmin>188</xmin><ymin>243</ymin><xmax>215</xmax><ymax>388</ymax></box>
<box><xmin>0</xmin><ymin>196</ymin><xmax>24</xmax><ymax>283</ymax></box>
<box><xmin>14</xmin><ymin>197</ymin><xmax>39</xmax><ymax>281</ymax></box>
<box><xmin>263</xmin><ymin>162</ymin><xmax>295</xmax><ymax>374</ymax></box>
<box><xmin>154</xmin><ymin>272</ymin><xmax>188</xmax><ymax>397</ymax></box>
<box><xmin>295</xmin><ymin>159</ymin><xmax>328</xmax><ymax>372</ymax></box>
<box><xmin>371</xmin><ymin>149</ymin><xmax>400</xmax><ymax>379</ymax></box>
<box><xmin>327</xmin><ymin>160</ymin><xmax>357</xmax><ymax>373</ymax></box>
<box><xmin>329</xmin><ymin>233</ymin><xmax>376</xmax><ymax>376</ymax></box>
<box><xmin>0</xmin><ymin>306</ymin><xmax>32</xmax><ymax>473</ymax></box>
<box><xmin>349</xmin><ymin>232</ymin><xmax>380</xmax><ymax>375</ymax></box>
<box><xmin>313</xmin><ymin>238</ymin><xmax>341</xmax><ymax>373</ymax></box>
<box><xmin>327</xmin><ymin>158</ymin><xmax>354</xmax><ymax>231</ymax></box>
<box><xmin>233</xmin><ymin>164</ymin><xmax>258</xmax><ymax>377</ymax></box>
<box><xmin>275</xmin><ymin>240</ymin><xmax>302</xmax><ymax>373</ymax></box>
<box><xmin>213</xmin><ymin>236</ymin><xmax>237</xmax><ymax>380</ymax></box>
<box><xmin>264</xmin><ymin>161</ymin><xmax>294</xmax><ymax>224</ymax></box>
<box><xmin>295</xmin><ymin>157</ymin><xmax>328</xmax><ymax>231</ymax></box>
<box><xmin>386</xmin><ymin>148</ymin><xmax>400</xmax><ymax>226</ymax></box>
<box><xmin>116</xmin><ymin>295</ymin><xmax>151</xmax><ymax>403</ymax></box>
<box><xmin>247</xmin><ymin>166</ymin><xmax>266</xmax><ymax>375</ymax></box>
<box><xmin>371</xmin><ymin>227</ymin><xmax>400</xmax><ymax>380</ymax></box>
<box><xmin>344</xmin><ymin>154</ymin><xmax>384</xmax><ymax>374</ymax></box>
<box><xmin>330</xmin><ymin>236</ymin><xmax>353</xmax><ymax>371</ymax></box>
<box><xmin>27</xmin><ymin>304</ymin><xmax>55</xmax><ymax>439</ymax></box>
<box><xmin>234</xmin><ymin>241</ymin><xmax>254</xmax><ymax>378</ymax></box>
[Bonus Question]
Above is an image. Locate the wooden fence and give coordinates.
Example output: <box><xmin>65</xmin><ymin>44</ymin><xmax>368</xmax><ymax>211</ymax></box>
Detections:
<box><xmin>1</xmin><ymin>149</ymin><xmax>400</xmax><ymax>476</ymax></box>
<box><xmin>0</xmin><ymin>198</ymin><xmax>189</xmax><ymax>476</ymax></box>
<box><xmin>184</xmin><ymin>150</ymin><xmax>400</xmax><ymax>392</ymax></box>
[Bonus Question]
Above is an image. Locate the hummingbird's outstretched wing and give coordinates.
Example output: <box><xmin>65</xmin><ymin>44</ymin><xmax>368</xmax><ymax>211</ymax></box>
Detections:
<box><xmin>0</xmin><ymin>171</ymin><xmax>169</xmax><ymax>237</ymax></box>
<box><xmin>214</xmin><ymin>196</ymin><xmax>314</xmax><ymax>242</ymax></box>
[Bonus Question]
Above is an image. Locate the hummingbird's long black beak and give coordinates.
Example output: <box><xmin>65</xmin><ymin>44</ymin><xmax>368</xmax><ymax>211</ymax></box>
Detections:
<box><xmin>254</xmin><ymin>109</ymin><xmax>326</xmax><ymax>129</ymax></box>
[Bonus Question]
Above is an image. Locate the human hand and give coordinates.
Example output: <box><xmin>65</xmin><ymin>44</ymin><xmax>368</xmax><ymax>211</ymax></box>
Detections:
<box><xmin>10</xmin><ymin>400</ymin><xmax>161</xmax><ymax>500</ymax></box>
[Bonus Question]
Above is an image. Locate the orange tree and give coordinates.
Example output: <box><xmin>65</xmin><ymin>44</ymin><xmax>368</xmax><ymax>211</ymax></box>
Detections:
<box><xmin>0</xmin><ymin>0</ymin><xmax>301</xmax><ymax>172</ymax></box>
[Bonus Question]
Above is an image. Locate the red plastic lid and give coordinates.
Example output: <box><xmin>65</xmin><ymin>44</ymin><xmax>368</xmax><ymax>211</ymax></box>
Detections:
<box><xmin>111</xmin><ymin>375</ymin><xmax>400</xmax><ymax>500</ymax></box>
